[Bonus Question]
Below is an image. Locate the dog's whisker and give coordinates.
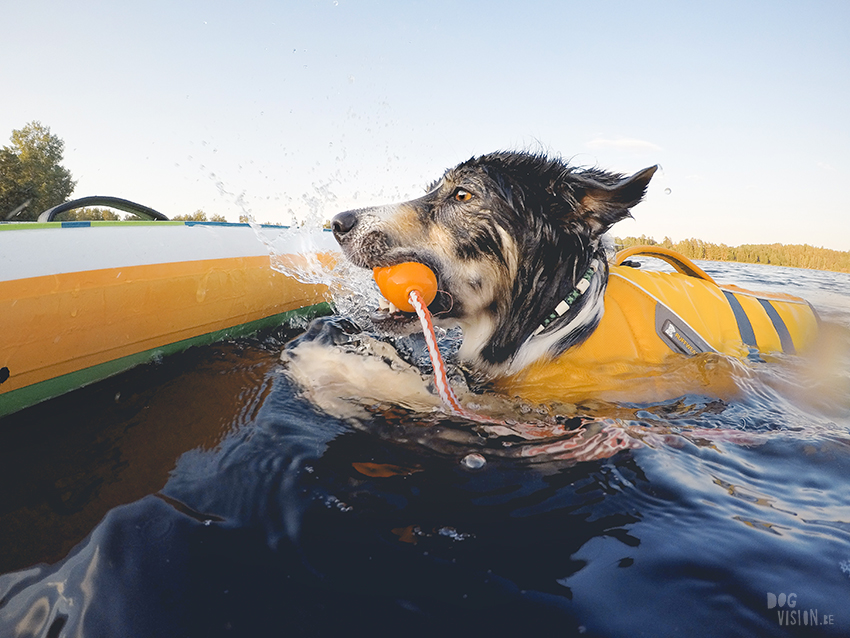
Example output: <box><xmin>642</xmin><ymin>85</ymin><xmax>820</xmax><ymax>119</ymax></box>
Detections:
<box><xmin>434</xmin><ymin>289</ymin><xmax>455</xmax><ymax>316</ymax></box>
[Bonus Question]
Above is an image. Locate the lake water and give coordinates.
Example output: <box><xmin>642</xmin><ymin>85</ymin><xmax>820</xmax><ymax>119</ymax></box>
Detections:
<box><xmin>1</xmin><ymin>259</ymin><xmax>849</xmax><ymax>637</ymax></box>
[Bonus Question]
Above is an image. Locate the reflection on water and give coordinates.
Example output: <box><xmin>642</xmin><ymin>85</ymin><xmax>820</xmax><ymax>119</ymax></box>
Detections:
<box><xmin>1</xmin><ymin>261</ymin><xmax>849</xmax><ymax>637</ymax></box>
<box><xmin>0</xmin><ymin>335</ymin><xmax>285</xmax><ymax>573</ymax></box>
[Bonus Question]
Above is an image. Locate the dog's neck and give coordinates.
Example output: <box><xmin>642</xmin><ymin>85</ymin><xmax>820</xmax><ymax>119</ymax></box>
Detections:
<box><xmin>456</xmin><ymin>248</ymin><xmax>609</xmax><ymax>377</ymax></box>
<box><xmin>503</xmin><ymin>257</ymin><xmax>608</xmax><ymax>375</ymax></box>
<box><xmin>529</xmin><ymin>259</ymin><xmax>602</xmax><ymax>338</ymax></box>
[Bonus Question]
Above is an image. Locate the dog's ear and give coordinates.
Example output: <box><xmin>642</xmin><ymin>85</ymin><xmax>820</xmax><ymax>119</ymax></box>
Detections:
<box><xmin>571</xmin><ymin>165</ymin><xmax>658</xmax><ymax>234</ymax></box>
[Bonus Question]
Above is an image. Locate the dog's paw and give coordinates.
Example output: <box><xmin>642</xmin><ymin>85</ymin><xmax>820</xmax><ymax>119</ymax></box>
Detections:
<box><xmin>281</xmin><ymin>317</ymin><xmax>443</xmax><ymax>418</ymax></box>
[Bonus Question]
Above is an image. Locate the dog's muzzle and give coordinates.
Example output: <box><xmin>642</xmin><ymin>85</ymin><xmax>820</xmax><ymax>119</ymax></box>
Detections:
<box><xmin>329</xmin><ymin>208</ymin><xmax>394</xmax><ymax>269</ymax></box>
<box><xmin>330</xmin><ymin>210</ymin><xmax>358</xmax><ymax>244</ymax></box>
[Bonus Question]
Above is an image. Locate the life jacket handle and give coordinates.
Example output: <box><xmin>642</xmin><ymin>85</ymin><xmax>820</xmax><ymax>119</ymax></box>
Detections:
<box><xmin>612</xmin><ymin>245</ymin><xmax>718</xmax><ymax>285</ymax></box>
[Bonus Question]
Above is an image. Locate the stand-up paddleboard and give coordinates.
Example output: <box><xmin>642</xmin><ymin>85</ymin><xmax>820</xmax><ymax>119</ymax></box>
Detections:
<box><xmin>1</xmin><ymin>198</ymin><xmax>337</xmax><ymax>417</ymax></box>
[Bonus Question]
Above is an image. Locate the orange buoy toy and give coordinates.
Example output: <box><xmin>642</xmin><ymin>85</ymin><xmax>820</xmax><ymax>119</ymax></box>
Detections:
<box><xmin>372</xmin><ymin>262</ymin><xmax>438</xmax><ymax>312</ymax></box>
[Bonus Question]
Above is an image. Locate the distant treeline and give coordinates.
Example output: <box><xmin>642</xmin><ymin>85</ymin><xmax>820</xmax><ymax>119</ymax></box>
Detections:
<box><xmin>614</xmin><ymin>235</ymin><xmax>850</xmax><ymax>274</ymax></box>
<box><xmin>52</xmin><ymin>208</ymin><xmax>227</xmax><ymax>222</ymax></box>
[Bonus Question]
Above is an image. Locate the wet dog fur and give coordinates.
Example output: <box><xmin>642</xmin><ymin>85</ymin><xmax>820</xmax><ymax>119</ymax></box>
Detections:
<box><xmin>331</xmin><ymin>151</ymin><xmax>657</xmax><ymax>379</ymax></box>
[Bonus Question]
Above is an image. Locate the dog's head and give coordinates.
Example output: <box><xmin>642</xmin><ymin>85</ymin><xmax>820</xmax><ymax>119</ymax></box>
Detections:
<box><xmin>332</xmin><ymin>151</ymin><xmax>656</xmax><ymax>375</ymax></box>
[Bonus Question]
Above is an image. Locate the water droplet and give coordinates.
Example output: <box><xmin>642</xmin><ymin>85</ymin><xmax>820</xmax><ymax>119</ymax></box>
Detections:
<box><xmin>460</xmin><ymin>453</ymin><xmax>486</xmax><ymax>470</ymax></box>
<box><xmin>437</xmin><ymin>526</ymin><xmax>474</xmax><ymax>541</ymax></box>
<box><xmin>664</xmin><ymin>188</ymin><xmax>672</xmax><ymax>195</ymax></box>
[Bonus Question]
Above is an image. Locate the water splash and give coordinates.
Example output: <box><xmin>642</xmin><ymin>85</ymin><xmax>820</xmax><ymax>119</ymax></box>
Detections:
<box><xmin>247</xmin><ymin>216</ymin><xmax>384</xmax><ymax>326</ymax></box>
<box><xmin>204</xmin><ymin>168</ymin><xmax>385</xmax><ymax>325</ymax></box>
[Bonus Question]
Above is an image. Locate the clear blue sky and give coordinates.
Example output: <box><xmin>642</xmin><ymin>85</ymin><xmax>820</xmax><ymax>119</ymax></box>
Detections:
<box><xmin>3</xmin><ymin>0</ymin><xmax>848</xmax><ymax>250</ymax></box>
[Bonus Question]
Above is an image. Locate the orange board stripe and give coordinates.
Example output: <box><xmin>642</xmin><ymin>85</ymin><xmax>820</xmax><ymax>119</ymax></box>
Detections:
<box><xmin>1</xmin><ymin>255</ymin><xmax>329</xmax><ymax>396</ymax></box>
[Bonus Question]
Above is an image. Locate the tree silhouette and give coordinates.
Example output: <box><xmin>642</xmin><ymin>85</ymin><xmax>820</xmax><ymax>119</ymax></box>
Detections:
<box><xmin>1</xmin><ymin>121</ymin><xmax>76</xmax><ymax>220</ymax></box>
<box><xmin>171</xmin><ymin>210</ymin><xmax>227</xmax><ymax>222</ymax></box>
<box><xmin>615</xmin><ymin>236</ymin><xmax>850</xmax><ymax>273</ymax></box>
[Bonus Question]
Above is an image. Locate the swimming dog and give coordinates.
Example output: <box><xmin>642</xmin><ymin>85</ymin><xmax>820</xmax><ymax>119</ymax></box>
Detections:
<box><xmin>326</xmin><ymin>151</ymin><xmax>820</xmax><ymax>404</ymax></box>
<box><xmin>331</xmin><ymin>151</ymin><xmax>658</xmax><ymax>375</ymax></box>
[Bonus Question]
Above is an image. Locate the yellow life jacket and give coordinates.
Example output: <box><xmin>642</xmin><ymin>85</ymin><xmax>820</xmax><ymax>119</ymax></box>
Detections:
<box><xmin>500</xmin><ymin>247</ymin><xmax>820</xmax><ymax>402</ymax></box>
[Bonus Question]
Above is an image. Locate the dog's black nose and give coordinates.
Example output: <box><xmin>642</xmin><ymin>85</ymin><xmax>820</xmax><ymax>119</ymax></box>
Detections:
<box><xmin>330</xmin><ymin>210</ymin><xmax>358</xmax><ymax>240</ymax></box>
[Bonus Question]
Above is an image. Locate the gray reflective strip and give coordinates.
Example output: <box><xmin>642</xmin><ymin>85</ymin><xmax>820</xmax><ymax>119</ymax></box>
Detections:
<box><xmin>722</xmin><ymin>290</ymin><xmax>758</xmax><ymax>349</ymax></box>
<box><xmin>757</xmin><ymin>298</ymin><xmax>796</xmax><ymax>354</ymax></box>
<box><xmin>654</xmin><ymin>304</ymin><xmax>714</xmax><ymax>356</ymax></box>
<box><xmin>808</xmin><ymin>302</ymin><xmax>822</xmax><ymax>326</ymax></box>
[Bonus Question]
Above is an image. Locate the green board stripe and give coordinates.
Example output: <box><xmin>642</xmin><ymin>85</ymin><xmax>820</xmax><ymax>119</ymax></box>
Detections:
<box><xmin>0</xmin><ymin>302</ymin><xmax>331</xmax><ymax>419</ymax></box>
<box><xmin>0</xmin><ymin>221</ymin><xmax>291</xmax><ymax>231</ymax></box>
<box><xmin>0</xmin><ymin>221</ymin><xmax>176</xmax><ymax>230</ymax></box>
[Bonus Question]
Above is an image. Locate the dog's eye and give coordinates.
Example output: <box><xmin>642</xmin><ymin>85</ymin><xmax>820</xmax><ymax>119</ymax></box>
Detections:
<box><xmin>453</xmin><ymin>188</ymin><xmax>473</xmax><ymax>203</ymax></box>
